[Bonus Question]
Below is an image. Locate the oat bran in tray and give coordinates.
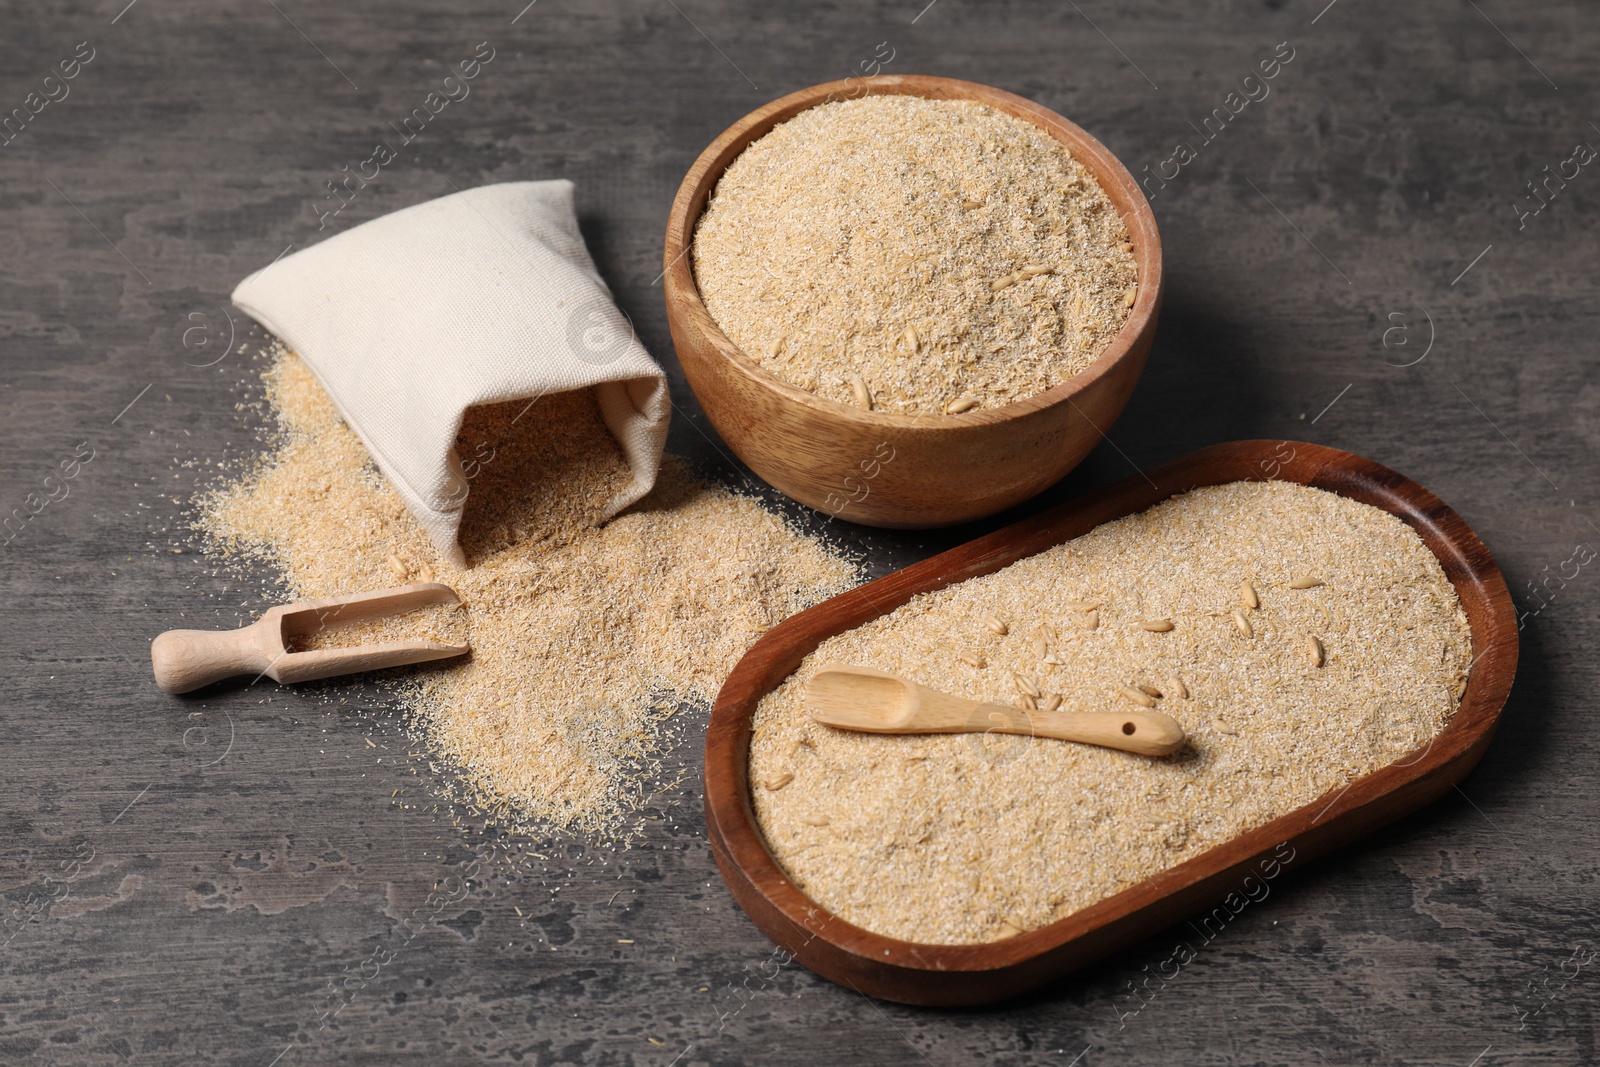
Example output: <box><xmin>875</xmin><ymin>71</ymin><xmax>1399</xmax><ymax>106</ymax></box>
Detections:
<box><xmin>749</xmin><ymin>480</ymin><xmax>1471</xmax><ymax>944</ymax></box>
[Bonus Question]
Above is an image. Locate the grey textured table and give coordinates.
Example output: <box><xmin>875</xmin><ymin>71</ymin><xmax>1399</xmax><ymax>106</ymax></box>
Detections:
<box><xmin>2</xmin><ymin>1</ymin><xmax>1596</xmax><ymax>1063</ymax></box>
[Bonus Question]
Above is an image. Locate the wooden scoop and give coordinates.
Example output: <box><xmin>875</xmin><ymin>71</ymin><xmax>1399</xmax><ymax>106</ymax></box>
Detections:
<box><xmin>151</xmin><ymin>583</ymin><xmax>470</xmax><ymax>694</ymax></box>
<box><xmin>804</xmin><ymin>665</ymin><xmax>1186</xmax><ymax>757</ymax></box>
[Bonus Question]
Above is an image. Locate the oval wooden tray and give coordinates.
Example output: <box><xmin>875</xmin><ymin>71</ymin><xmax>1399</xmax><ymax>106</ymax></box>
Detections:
<box><xmin>704</xmin><ymin>440</ymin><xmax>1518</xmax><ymax>1006</ymax></box>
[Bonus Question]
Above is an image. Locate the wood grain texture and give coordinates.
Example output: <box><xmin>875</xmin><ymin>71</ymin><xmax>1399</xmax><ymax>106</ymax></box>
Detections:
<box><xmin>1</xmin><ymin>0</ymin><xmax>1596</xmax><ymax>1063</ymax></box>
<box><xmin>706</xmin><ymin>441</ymin><xmax>1519</xmax><ymax>1005</ymax></box>
<box><xmin>803</xmin><ymin>666</ymin><xmax>1188</xmax><ymax>756</ymax></box>
<box><xmin>663</xmin><ymin>75</ymin><xmax>1162</xmax><ymax>527</ymax></box>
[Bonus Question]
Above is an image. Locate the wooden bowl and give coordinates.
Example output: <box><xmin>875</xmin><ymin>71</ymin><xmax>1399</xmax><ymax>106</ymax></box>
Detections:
<box><xmin>662</xmin><ymin>75</ymin><xmax>1162</xmax><ymax>527</ymax></box>
<box><xmin>704</xmin><ymin>440</ymin><xmax>1518</xmax><ymax>1005</ymax></box>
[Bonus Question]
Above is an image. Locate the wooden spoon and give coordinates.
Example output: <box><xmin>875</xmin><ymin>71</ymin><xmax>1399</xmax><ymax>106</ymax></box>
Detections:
<box><xmin>151</xmin><ymin>583</ymin><xmax>470</xmax><ymax>694</ymax></box>
<box><xmin>804</xmin><ymin>665</ymin><xmax>1186</xmax><ymax>757</ymax></box>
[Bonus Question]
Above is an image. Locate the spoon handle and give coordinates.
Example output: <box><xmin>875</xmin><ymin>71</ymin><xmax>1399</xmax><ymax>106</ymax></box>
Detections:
<box><xmin>972</xmin><ymin>703</ymin><xmax>1186</xmax><ymax>757</ymax></box>
<box><xmin>150</xmin><ymin>620</ymin><xmax>275</xmax><ymax>694</ymax></box>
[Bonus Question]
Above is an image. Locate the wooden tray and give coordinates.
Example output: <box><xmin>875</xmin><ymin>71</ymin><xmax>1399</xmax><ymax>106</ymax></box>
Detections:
<box><xmin>703</xmin><ymin>440</ymin><xmax>1518</xmax><ymax>1006</ymax></box>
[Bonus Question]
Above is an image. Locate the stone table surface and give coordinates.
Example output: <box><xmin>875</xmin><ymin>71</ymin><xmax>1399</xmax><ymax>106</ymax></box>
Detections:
<box><xmin>1</xmin><ymin>1</ymin><xmax>1596</xmax><ymax>1063</ymax></box>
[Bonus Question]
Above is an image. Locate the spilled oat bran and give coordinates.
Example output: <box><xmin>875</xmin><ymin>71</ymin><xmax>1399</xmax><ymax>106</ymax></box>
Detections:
<box><xmin>200</xmin><ymin>350</ymin><xmax>856</xmax><ymax>838</ymax></box>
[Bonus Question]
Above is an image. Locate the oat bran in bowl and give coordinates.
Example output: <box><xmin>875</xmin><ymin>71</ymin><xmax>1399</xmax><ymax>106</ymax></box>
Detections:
<box><xmin>703</xmin><ymin>441</ymin><xmax>1518</xmax><ymax>1005</ymax></box>
<box><xmin>662</xmin><ymin>75</ymin><xmax>1162</xmax><ymax>528</ymax></box>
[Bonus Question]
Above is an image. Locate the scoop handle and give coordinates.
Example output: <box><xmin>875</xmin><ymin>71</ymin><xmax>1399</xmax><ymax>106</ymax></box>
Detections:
<box><xmin>975</xmin><ymin>704</ymin><xmax>1186</xmax><ymax>757</ymax></box>
<box><xmin>151</xmin><ymin>625</ymin><xmax>274</xmax><ymax>694</ymax></box>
